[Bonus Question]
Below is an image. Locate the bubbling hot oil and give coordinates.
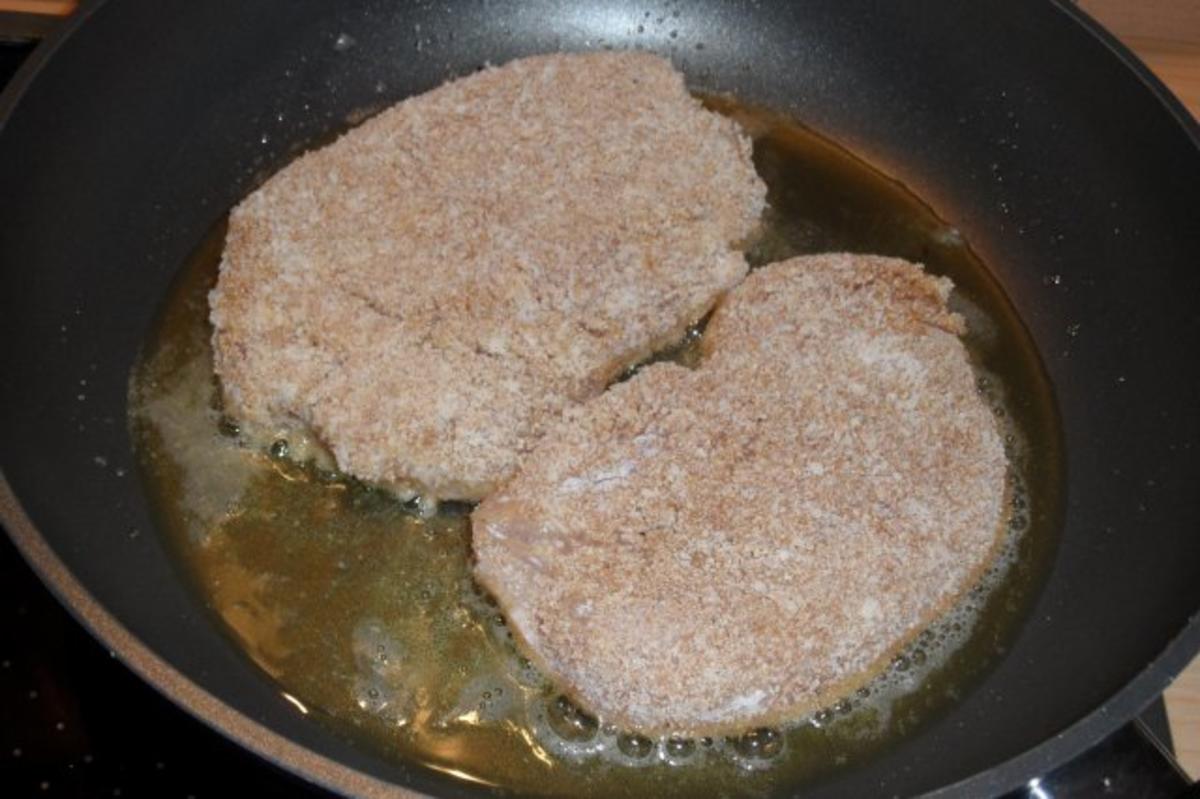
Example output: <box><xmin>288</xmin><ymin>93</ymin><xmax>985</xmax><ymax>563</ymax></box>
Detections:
<box><xmin>130</xmin><ymin>98</ymin><xmax>1062</xmax><ymax>798</ymax></box>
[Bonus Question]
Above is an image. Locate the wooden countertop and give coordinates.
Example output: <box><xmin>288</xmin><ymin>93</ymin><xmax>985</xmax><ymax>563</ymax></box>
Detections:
<box><xmin>3</xmin><ymin>0</ymin><xmax>1199</xmax><ymax>783</ymax></box>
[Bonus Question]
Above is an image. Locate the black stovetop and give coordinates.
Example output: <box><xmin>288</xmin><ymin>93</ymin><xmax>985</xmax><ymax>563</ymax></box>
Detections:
<box><xmin>0</xmin><ymin>25</ymin><xmax>1190</xmax><ymax>799</ymax></box>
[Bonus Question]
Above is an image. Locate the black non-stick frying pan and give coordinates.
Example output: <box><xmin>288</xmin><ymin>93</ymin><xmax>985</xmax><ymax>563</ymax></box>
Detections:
<box><xmin>2</xmin><ymin>2</ymin><xmax>1199</xmax><ymax>797</ymax></box>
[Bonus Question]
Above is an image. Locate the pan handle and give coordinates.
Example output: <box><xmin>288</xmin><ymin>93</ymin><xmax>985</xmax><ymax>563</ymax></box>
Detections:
<box><xmin>1006</xmin><ymin>718</ymin><xmax>1197</xmax><ymax>798</ymax></box>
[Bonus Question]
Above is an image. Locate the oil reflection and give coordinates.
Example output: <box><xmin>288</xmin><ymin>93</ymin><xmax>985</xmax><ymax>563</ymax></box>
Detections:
<box><xmin>281</xmin><ymin>692</ymin><xmax>309</xmax><ymax>715</ymax></box>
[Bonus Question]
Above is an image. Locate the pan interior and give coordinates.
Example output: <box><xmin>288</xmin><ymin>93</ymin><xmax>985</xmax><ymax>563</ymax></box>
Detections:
<box><xmin>129</xmin><ymin>96</ymin><xmax>1062</xmax><ymax>798</ymax></box>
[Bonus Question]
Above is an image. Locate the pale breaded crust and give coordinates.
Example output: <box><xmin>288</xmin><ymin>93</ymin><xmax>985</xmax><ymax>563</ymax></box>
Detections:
<box><xmin>209</xmin><ymin>52</ymin><xmax>766</xmax><ymax>500</ymax></box>
<box><xmin>472</xmin><ymin>254</ymin><xmax>1009</xmax><ymax>735</ymax></box>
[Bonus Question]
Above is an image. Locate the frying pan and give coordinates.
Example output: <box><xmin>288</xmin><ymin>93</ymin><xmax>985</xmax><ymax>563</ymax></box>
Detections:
<box><xmin>2</xmin><ymin>1</ymin><xmax>1199</xmax><ymax>797</ymax></box>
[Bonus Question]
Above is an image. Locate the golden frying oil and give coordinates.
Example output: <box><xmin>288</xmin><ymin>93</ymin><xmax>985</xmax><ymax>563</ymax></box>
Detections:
<box><xmin>129</xmin><ymin>98</ymin><xmax>1062</xmax><ymax>798</ymax></box>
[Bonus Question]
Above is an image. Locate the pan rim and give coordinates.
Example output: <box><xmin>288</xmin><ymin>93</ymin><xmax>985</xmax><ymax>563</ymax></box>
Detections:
<box><xmin>2</xmin><ymin>0</ymin><xmax>1199</xmax><ymax>797</ymax></box>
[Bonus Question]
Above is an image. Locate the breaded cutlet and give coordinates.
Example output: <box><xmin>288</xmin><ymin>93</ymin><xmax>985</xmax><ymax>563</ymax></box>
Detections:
<box><xmin>209</xmin><ymin>52</ymin><xmax>766</xmax><ymax>502</ymax></box>
<box><xmin>472</xmin><ymin>253</ymin><xmax>1009</xmax><ymax>735</ymax></box>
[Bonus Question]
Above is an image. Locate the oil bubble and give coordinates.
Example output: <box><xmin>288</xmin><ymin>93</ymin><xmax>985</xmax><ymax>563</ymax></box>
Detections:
<box><xmin>732</xmin><ymin>727</ymin><xmax>783</xmax><ymax>759</ymax></box>
<box><xmin>547</xmin><ymin>696</ymin><xmax>598</xmax><ymax>742</ymax></box>
<box><xmin>617</xmin><ymin>733</ymin><xmax>654</xmax><ymax>758</ymax></box>
<box><xmin>665</xmin><ymin>737</ymin><xmax>696</xmax><ymax>758</ymax></box>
